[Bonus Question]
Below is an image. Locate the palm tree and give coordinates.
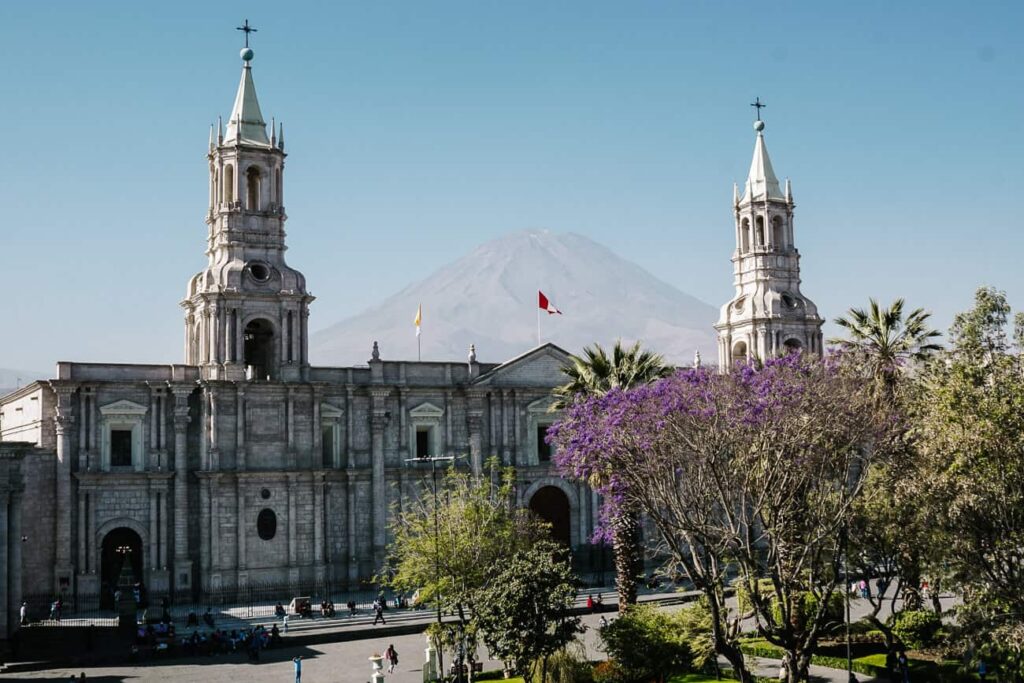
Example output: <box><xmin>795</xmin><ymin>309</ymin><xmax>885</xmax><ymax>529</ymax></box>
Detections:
<box><xmin>829</xmin><ymin>297</ymin><xmax>943</xmax><ymax>399</ymax></box>
<box><xmin>553</xmin><ymin>340</ymin><xmax>673</xmax><ymax>611</ymax></box>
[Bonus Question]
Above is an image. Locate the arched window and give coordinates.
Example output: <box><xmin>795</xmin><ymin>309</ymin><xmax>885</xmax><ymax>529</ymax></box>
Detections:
<box><xmin>741</xmin><ymin>219</ymin><xmax>750</xmax><ymax>253</ymax></box>
<box><xmin>244</xmin><ymin>318</ymin><xmax>276</xmax><ymax>380</ymax></box>
<box><xmin>224</xmin><ymin>164</ymin><xmax>235</xmax><ymax>205</ymax></box>
<box><xmin>756</xmin><ymin>216</ymin><xmax>766</xmax><ymax>247</ymax></box>
<box><xmin>772</xmin><ymin>216</ymin><xmax>785</xmax><ymax>249</ymax></box>
<box><xmin>733</xmin><ymin>340</ymin><xmax>748</xmax><ymax>362</ymax></box>
<box><xmin>783</xmin><ymin>338</ymin><xmax>803</xmax><ymax>354</ymax></box>
<box><xmin>246</xmin><ymin>166</ymin><xmax>262</xmax><ymax>211</ymax></box>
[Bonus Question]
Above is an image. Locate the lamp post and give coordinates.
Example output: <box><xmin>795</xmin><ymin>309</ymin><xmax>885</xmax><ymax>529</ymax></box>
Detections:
<box><xmin>406</xmin><ymin>454</ymin><xmax>456</xmax><ymax>682</ymax></box>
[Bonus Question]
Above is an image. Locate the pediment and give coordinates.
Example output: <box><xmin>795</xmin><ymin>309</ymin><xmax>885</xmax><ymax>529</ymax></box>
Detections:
<box><xmin>321</xmin><ymin>402</ymin><xmax>344</xmax><ymax>419</ymax></box>
<box><xmin>527</xmin><ymin>395</ymin><xmax>559</xmax><ymax>414</ymax></box>
<box><xmin>99</xmin><ymin>399</ymin><xmax>148</xmax><ymax>416</ymax></box>
<box><xmin>409</xmin><ymin>401</ymin><xmax>444</xmax><ymax>418</ymax></box>
<box><xmin>472</xmin><ymin>343</ymin><xmax>571</xmax><ymax>388</ymax></box>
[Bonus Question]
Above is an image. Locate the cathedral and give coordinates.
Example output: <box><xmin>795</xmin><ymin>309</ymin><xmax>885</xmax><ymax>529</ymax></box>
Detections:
<box><xmin>0</xmin><ymin>43</ymin><xmax>821</xmax><ymax>641</ymax></box>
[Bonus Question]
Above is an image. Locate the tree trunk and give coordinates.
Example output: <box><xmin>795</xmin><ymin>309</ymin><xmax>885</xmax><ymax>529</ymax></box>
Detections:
<box><xmin>611</xmin><ymin>501</ymin><xmax>642</xmax><ymax>611</ymax></box>
<box><xmin>705</xmin><ymin>583</ymin><xmax>754</xmax><ymax>683</ymax></box>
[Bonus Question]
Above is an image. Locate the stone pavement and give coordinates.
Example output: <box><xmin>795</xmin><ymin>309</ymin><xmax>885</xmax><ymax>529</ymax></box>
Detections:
<box><xmin>4</xmin><ymin>590</ymin><xmax>943</xmax><ymax>682</ymax></box>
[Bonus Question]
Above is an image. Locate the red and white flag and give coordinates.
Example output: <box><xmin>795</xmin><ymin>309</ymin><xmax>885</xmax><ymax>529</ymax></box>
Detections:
<box><xmin>538</xmin><ymin>290</ymin><xmax>562</xmax><ymax>315</ymax></box>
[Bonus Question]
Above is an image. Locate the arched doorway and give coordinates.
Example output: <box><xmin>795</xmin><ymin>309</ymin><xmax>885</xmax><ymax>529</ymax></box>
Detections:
<box><xmin>783</xmin><ymin>338</ymin><xmax>803</xmax><ymax>354</ymax></box>
<box><xmin>529</xmin><ymin>486</ymin><xmax>571</xmax><ymax>547</ymax></box>
<box><xmin>244</xmin><ymin>318</ymin><xmax>275</xmax><ymax>380</ymax></box>
<box><xmin>100</xmin><ymin>527</ymin><xmax>143</xmax><ymax>609</ymax></box>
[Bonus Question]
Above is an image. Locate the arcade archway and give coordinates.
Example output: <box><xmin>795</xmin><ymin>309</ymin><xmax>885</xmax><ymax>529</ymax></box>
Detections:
<box><xmin>529</xmin><ymin>486</ymin><xmax>571</xmax><ymax>547</ymax></box>
<box><xmin>100</xmin><ymin>527</ymin><xmax>143</xmax><ymax>609</ymax></box>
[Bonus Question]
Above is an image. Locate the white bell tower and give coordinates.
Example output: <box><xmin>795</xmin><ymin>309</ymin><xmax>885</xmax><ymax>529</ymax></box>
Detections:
<box><xmin>182</xmin><ymin>33</ymin><xmax>314</xmax><ymax>382</ymax></box>
<box><xmin>714</xmin><ymin>102</ymin><xmax>823</xmax><ymax>368</ymax></box>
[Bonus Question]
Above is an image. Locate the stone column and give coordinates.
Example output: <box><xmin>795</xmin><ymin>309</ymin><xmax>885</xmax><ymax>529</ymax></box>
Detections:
<box><xmin>312</xmin><ymin>387</ymin><xmax>322</xmax><ymax>464</ymax></box>
<box><xmin>210</xmin><ymin>476</ymin><xmax>220</xmax><ymax>571</ymax></box>
<box><xmin>287</xmin><ymin>474</ymin><xmax>297</xmax><ymax>567</ymax></box>
<box><xmin>208</xmin><ymin>388</ymin><xmax>219</xmax><ymax>470</ymax></box>
<box><xmin>236</xmin><ymin>386</ymin><xmax>246</xmax><ymax>470</ymax></box>
<box><xmin>313</xmin><ymin>474</ymin><xmax>323</xmax><ymax>565</ymax></box>
<box><xmin>0</xmin><ymin>492</ymin><xmax>8</xmax><ymax>640</ymax></box>
<box><xmin>467</xmin><ymin>414</ymin><xmax>483</xmax><ymax>477</ymax></box>
<box><xmin>159</xmin><ymin>490</ymin><xmax>168</xmax><ymax>568</ymax></box>
<box><xmin>286</xmin><ymin>387</ymin><xmax>295</xmax><ymax>453</ymax></box>
<box><xmin>88</xmin><ymin>493</ymin><xmax>97</xmax><ymax>573</ymax></box>
<box><xmin>200</xmin><ymin>478</ymin><xmax>211</xmax><ymax>573</ymax></box>
<box><xmin>149</xmin><ymin>484</ymin><xmax>158</xmax><ymax>569</ymax></box>
<box><xmin>77</xmin><ymin>494</ymin><xmax>87</xmax><ymax>572</ymax></box>
<box><xmin>52</xmin><ymin>384</ymin><xmax>76</xmax><ymax>591</ymax></box>
<box><xmin>236</xmin><ymin>478</ymin><xmax>246</xmax><ymax>571</ymax></box>
<box><xmin>171</xmin><ymin>387</ymin><xmax>192</xmax><ymax>593</ymax></box>
<box><xmin>78</xmin><ymin>390</ymin><xmax>88</xmax><ymax>470</ymax></box>
<box><xmin>369</xmin><ymin>388</ymin><xmax>390</xmax><ymax>570</ymax></box>
<box><xmin>346</xmin><ymin>472</ymin><xmax>358</xmax><ymax>584</ymax></box>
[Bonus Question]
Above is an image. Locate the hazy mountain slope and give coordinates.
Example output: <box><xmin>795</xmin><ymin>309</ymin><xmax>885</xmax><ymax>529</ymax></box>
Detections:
<box><xmin>310</xmin><ymin>230</ymin><xmax>717</xmax><ymax>366</ymax></box>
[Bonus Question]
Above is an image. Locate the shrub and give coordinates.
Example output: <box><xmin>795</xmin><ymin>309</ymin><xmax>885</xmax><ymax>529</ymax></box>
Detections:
<box><xmin>599</xmin><ymin>604</ymin><xmax>693</xmax><ymax>681</ymax></box>
<box><xmin>890</xmin><ymin>609</ymin><xmax>942</xmax><ymax>649</ymax></box>
<box><xmin>530</xmin><ymin>645</ymin><xmax>593</xmax><ymax>683</ymax></box>
<box><xmin>592</xmin><ymin>660</ymin><xmax>626</xmax><ymax>683</ymax></box>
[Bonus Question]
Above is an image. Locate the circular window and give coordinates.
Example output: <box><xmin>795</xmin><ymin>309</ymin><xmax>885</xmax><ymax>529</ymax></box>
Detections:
<box><xmin>248</xmin><ymin>262</ymin><xmax>271</xmax><ymax>282</ymax></box>
<box><xmin>260</xmin><ymin>488</ymin><xmax>271</xmax><ymax>500</ymax></box>
<box><xmin>257</xmin><ymin>509</ymin><xmax>277</xmax><ymax>541</ymax></box>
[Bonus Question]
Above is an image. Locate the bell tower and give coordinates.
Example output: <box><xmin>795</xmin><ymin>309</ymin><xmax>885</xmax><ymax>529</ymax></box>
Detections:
<box><xmin>182</xmin><ymin>36</ymin><xmax>313</xmax><ymax>382</ymax></box>
<box><xmin>714</xmin><ymin>105</ymin><xmax>822</xmax><ymax>368</ymax></box>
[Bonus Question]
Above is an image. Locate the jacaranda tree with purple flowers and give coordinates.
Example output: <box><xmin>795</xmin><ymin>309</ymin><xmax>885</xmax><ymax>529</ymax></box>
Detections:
<box><xmin>549</xmin><ymin>353</ymin><xmax>897</xmax><ymax>682</ymax></box>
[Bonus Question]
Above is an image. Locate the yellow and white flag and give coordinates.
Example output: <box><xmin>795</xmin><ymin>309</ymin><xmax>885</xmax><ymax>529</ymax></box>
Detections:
<box><xmin>414</xmin><ymin>304</ymin><xmax>422</xmax><ymax>337</ymax></box>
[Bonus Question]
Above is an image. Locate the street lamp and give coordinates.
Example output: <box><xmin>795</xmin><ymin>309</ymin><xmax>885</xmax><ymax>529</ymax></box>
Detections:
<box><xmin>406</xmin><ymin>453</ymin><xmax>456</xmax><ymax>682</ymax></box>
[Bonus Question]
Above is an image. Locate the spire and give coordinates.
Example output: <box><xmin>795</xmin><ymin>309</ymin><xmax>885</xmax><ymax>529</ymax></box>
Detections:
<box><xmin>742</xmin><ymin>119</ymin><xmax>783</xmax><ymax>203</ymax></box>
<box><xmin>278</xmin><ymin>122</ymin><xmax>285</xmax><ymax>151</ymax></box>
<box><xmin>785</xmin><ymin>178</ymin><xmax>793</xmax><ymax>203</ymax></box>
<box><xmin>224</xmin><ymin>47</ymin><xmax>270</xmax><ymax>146</ymax></box>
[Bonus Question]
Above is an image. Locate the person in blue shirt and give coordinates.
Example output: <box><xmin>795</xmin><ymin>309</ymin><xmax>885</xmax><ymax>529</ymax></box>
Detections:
<box><xmin>293</xmin><ymin>655</ymin><xmax>302</xmax><ymax>682</ymax></box>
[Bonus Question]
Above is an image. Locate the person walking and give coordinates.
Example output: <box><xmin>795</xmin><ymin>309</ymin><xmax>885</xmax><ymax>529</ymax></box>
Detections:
<box><xmin>19</xmin><ymin>601</ymin><xmax>27</xmax><ymax>625</ymax></box>
<box><xmin>373</xmin><ymin>601</ymin><xmax>386</xmax><ymax>625</ymax></box>
<box><xmin>385</xmin><ymin>644</ymin><xmax>398</xmax><ymax>673</ymax></box>
<box><xmin>293</xmin><ymin>655</ymin><xmax>302</xmax><ymax>683</ymax></box>
<box><xmin>283</xmin><ymin>613</ymin><xmax>289</xmax><ymax>634</ymax></box>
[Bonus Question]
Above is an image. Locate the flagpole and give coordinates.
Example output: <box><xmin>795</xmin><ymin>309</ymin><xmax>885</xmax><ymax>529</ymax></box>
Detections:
<box><xmin>418</xmin><ymin>333</ymin><xmax>421</xmax><ymax>362</ymax></box>
<box><xmin>537</xmin><ymin>302</ymin><xmax>541</xmax><ymax>347</ymax></box>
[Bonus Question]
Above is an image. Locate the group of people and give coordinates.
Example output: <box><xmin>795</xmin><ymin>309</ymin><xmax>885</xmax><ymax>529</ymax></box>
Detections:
<box><xmin>177</xmin><ymin>623</ymin><xmax>282</xmax><ymax>660</ymax></box>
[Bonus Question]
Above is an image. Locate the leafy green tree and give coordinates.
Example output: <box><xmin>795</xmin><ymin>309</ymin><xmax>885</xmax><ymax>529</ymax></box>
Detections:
<box><xmin>829</xmin><ymin>297</ymin><xmax>942</xmax><ymax>399</ymax></box>
<box><xmin>909</xmin><ymin>288</ymin><xmax>1024</xmax><ymax>677</ymax></box>
<box><xmin>553</xmin><ymin>340</ymin><xmax>673</xmax><ymax>610</ymax></box>
<box><xmin>475</xmin><ymin>541</ymin><xmax>581</xmax><ymax>679</ymax></box>
<box><xmin>384</xmin><ymin>461</ymin><xmax>547</xmax><ymax>679</ymax></box>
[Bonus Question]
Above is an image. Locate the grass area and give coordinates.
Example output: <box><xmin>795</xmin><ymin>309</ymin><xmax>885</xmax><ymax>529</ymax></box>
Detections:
<box><xmin>668</xmin><ymin>674</ymin><xmax>726</xmax><ymax>683</ymax></box>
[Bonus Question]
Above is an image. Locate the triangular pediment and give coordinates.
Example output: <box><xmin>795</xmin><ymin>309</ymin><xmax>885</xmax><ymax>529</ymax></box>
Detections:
<box><xmin>409</xmin><ymin>401</ymin><xmax>444</xmax><ymax>418</ymax></box>
<box><xmin>527</xmin><ymin>395</ymin><xmax>559</xmax><ymax>414</ymax></box>
<box><xmin>321</xmin><ymin>402</ymin><xmax>344</xmax><ymax>419</ymax></box>
<box><xmin>473</xmin><ymin>343</ymin><xmax>571</xmax><ymax>388</ymax></box>
<box><xmin>99</xmin><ymin>399</ymin><xmax>148</xmax><ymax>416</ymax></box>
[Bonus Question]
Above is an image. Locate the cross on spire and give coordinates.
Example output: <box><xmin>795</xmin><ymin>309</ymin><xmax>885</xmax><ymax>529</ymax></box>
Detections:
<box><xmin>236</xmin><ymin>19</ymin><xmax>257</xmax><ymax>48</ymax></box>
<box><xmin>750</xmin><ymin>97</ymin><xmax>766</xmax><ymax>121</ymax></box>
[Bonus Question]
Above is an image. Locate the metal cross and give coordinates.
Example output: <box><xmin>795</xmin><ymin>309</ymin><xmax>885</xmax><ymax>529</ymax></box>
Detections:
<box><xmin>236</xmin><ymin>19</ymin><xmax>257</xmax><ymax>48</ymax></box>
<box><xmin>750</xmin><ymin>97</ymin><xmax>766</xmax><ymax>121</ymax></box>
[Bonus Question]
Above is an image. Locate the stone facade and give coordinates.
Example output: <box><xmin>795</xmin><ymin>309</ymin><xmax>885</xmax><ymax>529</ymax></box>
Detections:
<box><xmin>0</xmin><ymin>47</ymin><xmax>597</xmax><ymax>614</ymax></box>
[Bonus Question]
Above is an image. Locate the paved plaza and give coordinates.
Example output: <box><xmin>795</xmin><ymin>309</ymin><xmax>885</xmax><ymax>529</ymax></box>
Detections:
<box><xmin>1</xmin><ymin>597</ymin><xmax>928</xmax><ymax>683</ymax></box>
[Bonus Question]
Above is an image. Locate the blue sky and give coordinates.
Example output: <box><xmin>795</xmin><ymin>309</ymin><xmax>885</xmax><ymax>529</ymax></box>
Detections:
<box><xmin>1</xmin><ymin>1</ymin><xmax>1021</xmax><ymax>372</ymax></box>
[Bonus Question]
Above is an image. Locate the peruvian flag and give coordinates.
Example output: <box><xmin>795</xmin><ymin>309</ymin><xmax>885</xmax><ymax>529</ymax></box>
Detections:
<box><xmin>538</xmin><ymin>290</ymin><xmax>562</xmax><ymax>315</ymax></box>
